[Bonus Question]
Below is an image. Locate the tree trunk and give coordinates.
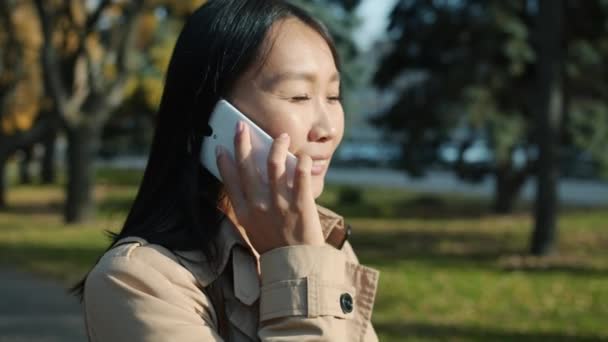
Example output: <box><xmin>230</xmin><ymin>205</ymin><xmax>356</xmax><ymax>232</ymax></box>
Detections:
<box><xmin>41</xmin><ymin>129</ymin><xmax>56</xmax><ymax>184</ymax></box>
<box><xmin>64</xmin><ymin>123</ymin><xmax>99</xmax><ymax>223</ymax></box>
<box><xmin>0</xmin><ymin>155</ymin><xmax>7</xmax><ymax>209</ymax></box>
<box><xmin>493</xmin><ymin>163</ymin><xmax>527</xmax><ymax>214</ymax></box>
<box><xmin>531</xmin><ymin>0</ymin><xmax>563</xmax><ymax>256</ymax></box>
<box><xmin>18</xmin><ymin>146</ymin><xmax>33</xmax><ymax>184</ymax></box>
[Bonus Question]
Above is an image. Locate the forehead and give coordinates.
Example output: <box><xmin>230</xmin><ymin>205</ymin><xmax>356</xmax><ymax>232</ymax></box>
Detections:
<box><xmin>255</xmin><ymin>18</ymin><xmax>338</xmax><ymax>78</ymax></box>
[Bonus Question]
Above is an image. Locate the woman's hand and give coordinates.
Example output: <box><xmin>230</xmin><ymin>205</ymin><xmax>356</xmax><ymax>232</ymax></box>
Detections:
<box><xmin>216</xmin><ymin>121</ymin><xmax>325</xmax><ymax>254</ymax></box>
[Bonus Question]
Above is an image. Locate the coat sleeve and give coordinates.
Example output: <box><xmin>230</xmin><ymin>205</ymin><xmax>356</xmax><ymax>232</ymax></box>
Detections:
<box><xmin>84</xmin><ymin>252</ymin><xmax>224</xmax><ymax>342</ymax></box>
<box><xmin>257</xmin><ymin>244</ymin><xmax>379</xmax><ymax>341</ymax></box>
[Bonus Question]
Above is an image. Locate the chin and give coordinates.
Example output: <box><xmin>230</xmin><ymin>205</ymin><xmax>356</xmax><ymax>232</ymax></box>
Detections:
<box><xmin>312</xmin><ymin>177</ymin><xmax>325</xmax><ymax>199</ymax></box>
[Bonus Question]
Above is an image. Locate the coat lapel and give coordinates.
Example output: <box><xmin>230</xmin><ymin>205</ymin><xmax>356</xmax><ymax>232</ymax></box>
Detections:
<box><xmin>175</xmin><ymin>205</ymin><xmax>347</xmax><ymax>341</ymax></box>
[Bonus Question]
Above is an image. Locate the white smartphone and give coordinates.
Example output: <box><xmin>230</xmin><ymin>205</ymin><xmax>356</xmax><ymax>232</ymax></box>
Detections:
<box><xmin>200</xmin><ymin>99</ymin><xmax>297</xmax><ymax>186</ymax></box>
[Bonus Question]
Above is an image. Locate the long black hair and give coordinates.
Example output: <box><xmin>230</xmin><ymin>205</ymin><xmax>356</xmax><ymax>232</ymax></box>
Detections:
<box><xmin>72</xmin><ymin>0</ymin><xmax>341</xmax><ymax>299</ymax></box>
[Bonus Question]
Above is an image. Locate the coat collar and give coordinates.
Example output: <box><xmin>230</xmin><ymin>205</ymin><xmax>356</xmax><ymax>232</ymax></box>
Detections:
<box><xmin>174</xmin><ymin>204</ymin><xmax>345</xmax><ymax>306</ymax></box>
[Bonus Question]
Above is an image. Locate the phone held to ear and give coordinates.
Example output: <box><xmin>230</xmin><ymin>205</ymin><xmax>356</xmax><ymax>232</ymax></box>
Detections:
<box><xmin>200</xmin><ymin>99</ymin><xmax>297</xmax><ymax>186</ymax></box>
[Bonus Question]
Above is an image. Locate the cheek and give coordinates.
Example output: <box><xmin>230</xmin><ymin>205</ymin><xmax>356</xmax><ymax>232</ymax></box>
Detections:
<box><xmin>264</xmin><ymin>115</ymin><xmax>307</xmax><ymax>153</ymax></box>
<box><xmin>335</xmin><ymin>110</ymin><xmax>345</xmax><ymax>142</ymax></box>
<box><xmin>233</xmin><ymin>98</ymin><xmax>304</xmax><ymax>146</ymax></box>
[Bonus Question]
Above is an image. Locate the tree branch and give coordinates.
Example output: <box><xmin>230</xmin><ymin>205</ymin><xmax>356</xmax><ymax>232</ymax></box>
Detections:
<box><xmin>33</xmin><ymin>0</ymin><xmax>72</xmax><ymax>125</ymax></box>
<box><xmin>73</xmin><ymin>0</ymin><xmax>112</xmax><ymax>60</ymax></box>
<box><xmin>65</xmin><ymin>54</ymin><xmax>91</xmax><ymax>119</ymax></box>
<box><xmin>115</xmin><ymin>0</ymin><xmax>144</xmax><ymax>75</ymax></box>
<box><xmin>85</xmin><ymin>50</ymin><xmax>105</xmax><ymax>95</ymax></box>
<box><xmin>0</xmin><ymin>1</ymin><xmax>25</xmax><ymax>88</ymax></box>
<box><xmin>85</xmin><ymin>0</ymin><xmax>112</xmax><ymax>38</ymax></box>
<box><xmin>103</xmin><ymin>0</ymin><xmax>144</xmax><ymax>111</ymax></box>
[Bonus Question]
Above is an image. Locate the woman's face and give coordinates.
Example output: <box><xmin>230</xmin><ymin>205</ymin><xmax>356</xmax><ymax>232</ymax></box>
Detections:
<box><xmin>228</xmin><ymin>18</ymin><xmax>344</xmax><ymax>199</ymax></box>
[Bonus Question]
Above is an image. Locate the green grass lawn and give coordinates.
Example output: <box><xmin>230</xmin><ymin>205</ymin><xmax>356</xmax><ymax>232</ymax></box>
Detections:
<box><xmin>1</xmin><ymin>167</ymin><xmax>607</xmax><ymax>341</ymax></box>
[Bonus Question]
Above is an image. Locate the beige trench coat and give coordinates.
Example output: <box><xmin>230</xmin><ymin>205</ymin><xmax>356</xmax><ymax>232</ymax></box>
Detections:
<box><xmin>83</xmin><ymin>205</ymin><xmax>380</xmax><ymax>341</ymax></box>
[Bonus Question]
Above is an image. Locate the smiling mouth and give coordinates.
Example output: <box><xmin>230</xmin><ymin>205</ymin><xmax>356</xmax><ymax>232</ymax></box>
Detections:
<box><xmin>311</xmin><ymin>158</ymin><xmax>328</xmax><ymax>175</ymax></box>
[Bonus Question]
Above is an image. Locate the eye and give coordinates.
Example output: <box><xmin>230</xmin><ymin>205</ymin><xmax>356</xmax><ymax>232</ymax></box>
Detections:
<box><xmin>290</xmin><ymin>94</ymin><xmax>310</xmax><ymax>102</ymax></box>
<box><xmin>328</xmin><ymin>95</ymin><xmax>342</xmax><ymax>103</ymax></box>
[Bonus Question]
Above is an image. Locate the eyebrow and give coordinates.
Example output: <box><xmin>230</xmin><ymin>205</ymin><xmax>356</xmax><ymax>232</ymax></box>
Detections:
<box><xmin>260</xmin><ymin>71</ymin><xmax>340</xmax><ymax>88</ymax></box>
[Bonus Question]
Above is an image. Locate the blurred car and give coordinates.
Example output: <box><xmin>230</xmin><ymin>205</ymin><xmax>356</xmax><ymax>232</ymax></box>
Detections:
<box><xmin>438</xmin><ymin>139</ymin><xmax>539</xmax><ymax>182</ymax></box>
<box><xmin>439</xmin><ymin>138</ymin><xmax>601</xmax><ymax>181</ymax></box>
<box><xmin>334</xmin><ymin>141</ymin><xmax>401</xmax><ymax>167</ymax></box>
<box><xmin>560</xmin><ymin>148</ymin><xmax>601</xmax><ymax>179</ymax></box>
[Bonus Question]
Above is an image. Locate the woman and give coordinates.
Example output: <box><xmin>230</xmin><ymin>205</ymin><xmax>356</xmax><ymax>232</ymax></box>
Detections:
<box><xmin>78</xmin><ymin>0</ymin><xmax>379</xmax><ymax>340</ymax></box>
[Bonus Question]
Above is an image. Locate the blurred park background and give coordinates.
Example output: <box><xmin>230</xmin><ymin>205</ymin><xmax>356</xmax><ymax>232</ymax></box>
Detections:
<box><xmin>0</xmin><ymin>0</ymin><xmax>607</xmax><ymax>341</ymax></box>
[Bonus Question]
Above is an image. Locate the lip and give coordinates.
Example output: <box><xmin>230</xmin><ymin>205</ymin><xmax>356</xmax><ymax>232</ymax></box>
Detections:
<box><xmin>310</xmin><ymin>157</ymin><xmax>330</xmax><ymax>176</ymax></box>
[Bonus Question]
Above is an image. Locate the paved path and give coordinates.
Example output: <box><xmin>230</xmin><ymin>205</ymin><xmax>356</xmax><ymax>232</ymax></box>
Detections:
<box><xmin>327</xmin><ymin>168</ymin><xmax>608</xmax><ymax>207</ymax></box>
<box><xmin>0</xmin><ymin>268</ymin><xmax>86</xmax><ymax>342</ymax></box>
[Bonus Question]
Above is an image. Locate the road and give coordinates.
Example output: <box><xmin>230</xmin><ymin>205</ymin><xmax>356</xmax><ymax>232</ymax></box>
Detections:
<box><xmin>326</xmin><ymin>167</ymin><xmax>608</xmax><ymax>207</ymax></box>
<box><xmin>0</xmin><ymin>268</ymin><xmax>86</xmax><ymax>342</ymax></box>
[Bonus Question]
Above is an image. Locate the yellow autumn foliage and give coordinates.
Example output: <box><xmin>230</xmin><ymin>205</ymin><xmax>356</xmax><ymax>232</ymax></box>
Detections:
<box><xmin>104</xmin><ymin>63</ymin><xmax>118</xmax><ymax>80</ymax></box>
<box><xmin>1</xmin><ymin>0</ymin><xmax>209</xmax><ymax>136</ymax></box>
<box><xmin>142</xmin><ymin>76</ymin><xmax>164</xmax><ymax>110</ymax></box>
<box><xmin>1</xmin><ymin>80</ymin><xmax>40</xmax><ymax>134</ymax></box>
<box><xmin>124</xmin><ymin>76</ymin><xmax>140</xmax><ymax>100</ymax></box>
<box><xmin>1</xmin><ymin>1</ymin><xmax>42</xmax><ymax>135</ymax></box>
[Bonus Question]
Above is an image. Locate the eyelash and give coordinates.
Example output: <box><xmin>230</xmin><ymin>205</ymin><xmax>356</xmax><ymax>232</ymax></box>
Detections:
<box><xmin>290</xmin><ymin>95</ymin><xmax>342</xmax><ymax>103</ymax></box>
<box><xmin>291</xmin><ymin>95</ymin><xmax>310</xmax><ymax>102</ymax></box>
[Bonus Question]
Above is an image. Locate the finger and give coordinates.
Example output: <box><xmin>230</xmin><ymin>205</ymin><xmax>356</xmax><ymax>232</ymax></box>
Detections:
<box><xmin>268</xmin><ymin>133</ymin><xmax>290</xmax><ymax>208</ymax></box>
<box><xmin>216</xmin><ymin>145</ymin><xmax>247</xmax><ymax>215</ymax></box>
<box><xmin>293</xmin><ymin>153</ymin><xmax>314</xmax><ymax>211</ymax></box>
<box><xmin>234</xmin><ymin>121</ymin><xmax>263</xmax><ymax>200</ymax></box>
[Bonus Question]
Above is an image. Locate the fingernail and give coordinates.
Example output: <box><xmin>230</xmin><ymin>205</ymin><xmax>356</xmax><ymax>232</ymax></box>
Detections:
<box><xmin>279</xmin><ymin>133</ymin><xmax>289</xmax><ymax>141</ymax></box>
<box><xmin>215</xmin><ymin>145</ymin><xmax>223</xmax><ymax>158</ymax></box>
<box><xmin>237</xmin><ymin>121</ymin><xmax>244</xmax><ymax>134</ymax></box>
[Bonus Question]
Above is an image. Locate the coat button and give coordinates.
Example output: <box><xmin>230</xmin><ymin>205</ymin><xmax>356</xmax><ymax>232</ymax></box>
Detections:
<box><xmin>340</xmin><ymin>293</ymin><xmax>353</xmax><ymax>314</ymax></box>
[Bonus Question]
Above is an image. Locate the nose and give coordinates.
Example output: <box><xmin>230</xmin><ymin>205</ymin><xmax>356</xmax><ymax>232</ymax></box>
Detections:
<box><xmin>308</xmin><ymin>102</ymin><xmax>338</xmax><ymax>143</ymax></box>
